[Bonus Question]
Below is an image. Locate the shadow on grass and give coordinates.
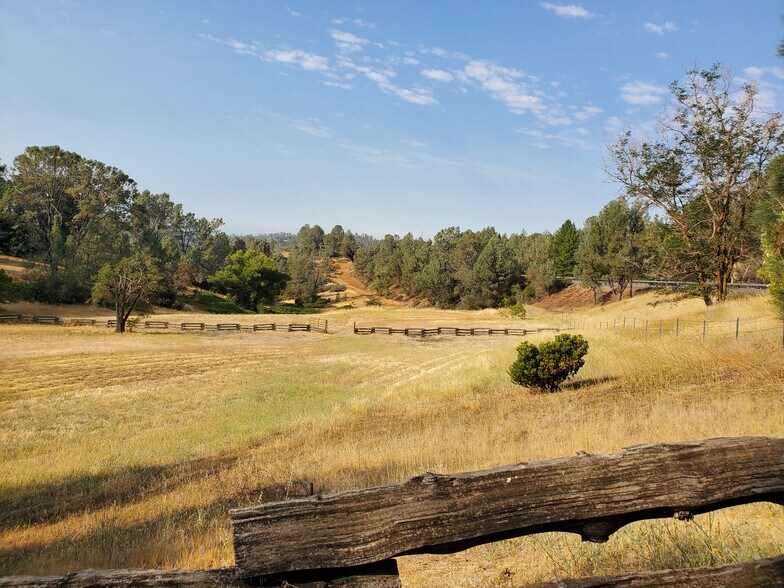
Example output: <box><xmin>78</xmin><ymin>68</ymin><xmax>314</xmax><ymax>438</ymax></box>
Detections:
<box><xmin>0</xmin><ymin>460</ymin><xmax>394</xmax><ymax>576</ymax></box>
<box><xmin>561</xmin><ymin>376</ymin><xmax>619</xmax><ymax>391</ymax></box>
<box><xmin>0</xmin><ymin>454</ymin><xmax>241</xmax><ymax>532</ymax></box>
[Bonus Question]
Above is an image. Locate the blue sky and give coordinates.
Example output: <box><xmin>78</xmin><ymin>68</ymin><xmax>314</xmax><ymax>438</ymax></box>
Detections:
<box><xmin>1</xmin><ymin>1</ymin><xmax>783</xmax><ymax>237</ymax></box>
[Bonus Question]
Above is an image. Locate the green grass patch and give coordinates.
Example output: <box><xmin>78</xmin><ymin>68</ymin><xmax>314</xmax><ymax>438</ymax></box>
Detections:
<box><xmin>176</xmin><ymin>291</ymin><xmax>251</xmax><ymax>314</ymax></box>
<box><xmin>261</xmin><ymin>299</ymin><xmax>330</xmax><ymax>314</ymax></box>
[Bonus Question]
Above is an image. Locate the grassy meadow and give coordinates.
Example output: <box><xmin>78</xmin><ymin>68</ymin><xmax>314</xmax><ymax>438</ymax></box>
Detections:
<box><xmin>1</xmin><ymin>292</ymin><xmax>783</xmax><ymax>586</ymax></box>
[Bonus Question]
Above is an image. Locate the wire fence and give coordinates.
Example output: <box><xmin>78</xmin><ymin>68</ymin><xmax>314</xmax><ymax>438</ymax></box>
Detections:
<box><xmin>564</xmin><ymin>314</ymin><xmax>784</xmax><ymax>346</ymax></box>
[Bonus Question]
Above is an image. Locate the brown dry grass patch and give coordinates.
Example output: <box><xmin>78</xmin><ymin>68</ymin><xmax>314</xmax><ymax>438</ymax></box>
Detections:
<box><xmin>0</xmin><ymin>291</ymin><xmax>783</xmax><ymax>584</ymax></box>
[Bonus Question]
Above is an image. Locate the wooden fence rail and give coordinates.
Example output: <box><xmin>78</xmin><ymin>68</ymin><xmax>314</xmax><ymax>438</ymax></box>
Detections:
<box><xmin>2</xmin><ymin>437</ymin><xmax>782</xmax><ymax>587</ymax></box>
<box><xmin>353</xmin><ymin>323</ymin><xmax>561</xmax><ymax>337</ymax></box>
<box><xmin>0</xmin><ymin>316</ymin><xmax>328</xmax><ymax>334</ymax></box>
<box><xmin>230</xmin><ymin>436</ymin><xmax>784</xmax><ymax>576</ymax></box>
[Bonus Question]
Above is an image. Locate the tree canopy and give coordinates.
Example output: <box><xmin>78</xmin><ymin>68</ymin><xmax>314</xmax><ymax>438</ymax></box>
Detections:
<box><xmin>607</xmin><ymin>64</ymin><xmax>784</xmax><ymax>305</ymax></box>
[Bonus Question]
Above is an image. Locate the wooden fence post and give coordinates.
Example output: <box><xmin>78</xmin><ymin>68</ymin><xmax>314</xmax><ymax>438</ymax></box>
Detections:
<box><xmin>676</xmin><ymin>318</ymin><xmax>679</xmax><ymax>336</ymax></box>
<box><xmin>736</xmin><ymin>317</ymin><xmax>740</xmax><ymax>340</ymax></box>
<box><xmin>703</xmin><ymin>320</ymin><xmax>707</xmax><ymax>342</ymax></box>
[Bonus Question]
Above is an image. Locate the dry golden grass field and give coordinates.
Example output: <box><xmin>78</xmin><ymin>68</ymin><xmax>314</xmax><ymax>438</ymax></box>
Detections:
<box><xmin>1</xmin><ymin>292</ymin><xmax>783</xmax><ymax>586</ymax></box>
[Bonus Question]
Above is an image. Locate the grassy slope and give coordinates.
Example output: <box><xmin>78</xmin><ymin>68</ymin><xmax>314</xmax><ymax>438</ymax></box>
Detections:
<box><xmin>0</xmin><ymin>293</ymin><xmax>782</xmax><ymax>585</ymax></box>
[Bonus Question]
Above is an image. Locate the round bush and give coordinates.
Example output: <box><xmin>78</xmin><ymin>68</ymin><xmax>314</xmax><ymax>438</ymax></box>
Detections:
<box><xmin>509</xmin><ymin>333</ymin><xmax>589</xmax><ymax>392</ymax></box>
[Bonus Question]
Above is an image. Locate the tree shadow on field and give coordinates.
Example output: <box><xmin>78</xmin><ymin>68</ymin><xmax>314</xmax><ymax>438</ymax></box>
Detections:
<box><xmin>0</xmin><ymin>499</ymin><xmax>236</xmax><ymax>575</ymax></box>
<box><xmin>0</xmin><ymin>452</ymin><xmax>246</xmax><ymax>532</ymax></box>
<box><xmin>561</xmin><ymin>376</ymin><xmax>618</xmax><ymax>391</ymax></box>
<box><xmin>0</xmin><ymin>461</ymin><xmax>397</xmax><ymax>576</ymax></box>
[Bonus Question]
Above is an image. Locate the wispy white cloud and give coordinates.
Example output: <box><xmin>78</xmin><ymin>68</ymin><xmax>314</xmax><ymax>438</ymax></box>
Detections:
<box><xmin>644</xmin><ymin>21</ymin><xmax>677</xmax><ymax>35</ymax></box>
<box><xmin>604</xmin><ymin>115</ymin><xmax>624</xmax><ymax>134</ymax></box>
<box><xmin>340</xmin><ymin>57</ymin><xmax>438</xmax><ymax>105</ymax></box>
<box><xmin>323</xmin><ymin>80</ymin><xmax>353</xmax><ymax>90</ymax></box>
<box><xmin>656</xmin><ymin>52</ymin><xmax>669</xmax><ymax>59</ymax></box>
<box><xmin>572</xmin><ymin>105</ymin><xmax>603</xmax><ymax>121</ymax></box>
<box><xmin>517</xmin><ymin>127</ymin><xmax>593</xmax><ymax>149</ymax></box>
<box><xmin>289</xmin><ymin>119</ymin><xmax>335</xmax><ymax>138</ymax></box>
<box><xmin>421</xmin><ymin>68</ymin><xmax>454</xmax><ymax>82</ymax></box>
<box><xmin>201</xmin><ymin>18</ymin><xmax>210</xmax><ymax>25</ymax></box>
<box><xmin>619</xmin><ymin>80</ymin><xmax>668</xmax><ymax>105</ymax></box>
<box><xmin>403</xmin><ymin>56</ymin><xmax>420</xmax><ymax>65</ymax></box>
<box><xmin>330</xmin><ymin>17</ymin><xmax>375</xmax><ymax>28</ymax></box>
<box><xmin>540</xmin><ymin>2</ymin><xmax>594</xmax><ymax>19</ymax></box>
<box><xmin>744</xmin><ymin>65</ymin><xmax>784</xmax><ymax>80</ymax></box>
<box><xmin>329</xmin><ymin>29</ymin><xmax>369</xmax><ymax>53</ymax></box>
<box><xmin>200</xmin><ymin>34</ymin><xmax>258</xmax><ymax>56</ymax></box>
<box><xmin>460</xmin><ymin>59</ymin><xmax>542</xmax><ymax>114</ymax></box>
<box><xmin>402</xmin><ymin>139</ymin><xmax>427</xmax><ymax>148</ymax></box>
<box><xmin>262</xmin><ymin>48</ymin><xmax>330</xmax><ymax>71</ymax></box>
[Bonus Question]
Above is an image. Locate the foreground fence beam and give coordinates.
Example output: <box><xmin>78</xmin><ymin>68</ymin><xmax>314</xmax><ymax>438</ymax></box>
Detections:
<box><xmin>522</xmin><ymin>553</ymin><xmax>784</xmax><ymax>587</ymax></box>
<box><xmin>231</xmin><ymin>436</ymin><xmax>784</xmax><ymax>577</ymax></box>
<box><xmin>0</xmin><ymin>560</ymin><xmax>401</xmax><ymax>587</ymax></box>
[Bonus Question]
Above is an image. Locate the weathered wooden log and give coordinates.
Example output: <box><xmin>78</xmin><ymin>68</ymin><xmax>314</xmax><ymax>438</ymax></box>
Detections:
<box><xmin>231</xmin><ymin>437</ymin><xmax>784</xmax><ymax>577</ymax></box>
<box><xmin>0</xmin><ymin>561</ymin><xmax>401</xmax><ymax>587</ymax></box>
<box><xmin>521</xmin><ymin>553</ymin><xmax>784</xmax><ymax>587</ymax></box>
<box><xmin>0</xmin><ymin>569</ymin><xmax>243</xmax><ymax>587</ymax></box>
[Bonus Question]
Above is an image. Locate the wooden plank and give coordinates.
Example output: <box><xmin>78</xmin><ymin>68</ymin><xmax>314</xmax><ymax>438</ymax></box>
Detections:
<box><xmin>0</xmin><ymin>569</ymin><xmax>243</xmax><ymax>587</ymax></box>
<box><xmin>0</xmin><ymin>314</ymin><xmax>23</xmax><ymax>323</ymax></box>
<box><xmin>144</xmin><ymin>321</ymin><xmax>168</xmax><ymax>329</ymax></box>
<box><xmin>522</xmin><ymin>553</ymin><xmax>784</xmax><ymax>587</ymax></box>
<box><xmin>180</xmin><ymin>323</ymin><xmax>205</xmax><ymax>331</ymax></box>
<box><xmin>231</xmin><ymin>437</ymin><xmax>784</xmax><ymax>577</ymax></box>
<box><xmin>33</xmin><ymin>315</ymin><xmax>59</xmax><ymax>324</ymax></box>
<box><xmin>217</xmin><ymin>323</ymin><xmax>241</xmax><ymax>331</ymax></box>
<box><xmin>0</xmin><ymin>561</ymin><xmax>401</xmax><ymax>587</ymax></box>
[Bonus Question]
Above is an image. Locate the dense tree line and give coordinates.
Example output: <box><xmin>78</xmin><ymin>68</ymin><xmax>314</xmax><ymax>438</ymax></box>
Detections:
<box><xmin>0</xmin><ymin>146</ymin><xmax>235</xmax><ymax>310</ymax></box>
<box><xmin>1</xmin><ymin>64</ymin><xmax>782</xmax><ymax>318</ymax></box>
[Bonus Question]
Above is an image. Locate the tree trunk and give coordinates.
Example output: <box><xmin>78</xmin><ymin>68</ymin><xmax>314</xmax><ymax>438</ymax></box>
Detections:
<box><xmin>115</xmin><ymin>298</ymin><xmax>125</xmax><ymax>333</ymax></box>
<box><xmin>697</xmin><ymin>271</ymin><xmax>713</xmax><ymax>306</ymax></box>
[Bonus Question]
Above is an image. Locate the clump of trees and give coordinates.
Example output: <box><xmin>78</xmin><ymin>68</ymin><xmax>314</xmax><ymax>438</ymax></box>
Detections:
<box><xmin>208</xmin><ymin>249</ymin><xmax>288</xmax><ymax>311</ymax></box>
<box><xmin>0</xmin><ymin>146</ymin><xmax>233</xmax><ymax>306</ymax></box>
<box><xmin>760</xmin><ymin>156</ymin><xmax>784</xmax><ymax>317</ymax></box>
<box><xmin>607</xmin><ymin>64</ymin><xmax>784</xmax><ymax>305</ymax></box>
<box><xmin>509</xmin><ymin>334</ymin><xmax>589</xmax><ymax>392</ymax></box>
<box><xmin>577</xmin><ymin>199</ymin><xmax>646</xmax><ymax>301</ymax></box>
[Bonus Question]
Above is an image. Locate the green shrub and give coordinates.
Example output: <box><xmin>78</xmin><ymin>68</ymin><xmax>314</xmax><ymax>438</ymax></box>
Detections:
<box><xmin>509</xmin><ymin>333</ymin><xmax>589</xmax><ymax>392</ymax></box>
<box><xmin>505</xmin><ymin>303</ymin><xmax>526</xmax><ymax>319</ymax></box>
<box><xmin>0</xmin><ymin>269</ymin><xmax>19</xmax><ymax>303</ymax></box>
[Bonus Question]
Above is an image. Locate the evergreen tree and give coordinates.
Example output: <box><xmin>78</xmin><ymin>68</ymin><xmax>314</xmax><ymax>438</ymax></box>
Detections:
<box><xmin>551</xmin><ymin>220</ymin><xmax>580</xmax><ymax>276</ymax></box>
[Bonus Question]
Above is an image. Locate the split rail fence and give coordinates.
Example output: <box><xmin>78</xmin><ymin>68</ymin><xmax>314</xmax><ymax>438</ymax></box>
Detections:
<box><xmin>2</xmin><ymin>437</ymin><xmax>783</xmax><ymax>587</ymax></box>
<box><xmin>353</xmin><ymin>323</ymin><xmax>563</xmax><ymax>337</ymax></box>
<box><xmin>0</xmin><ymin>314</ymin><xmax>328</xmax><ymax>334</ymax></box>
